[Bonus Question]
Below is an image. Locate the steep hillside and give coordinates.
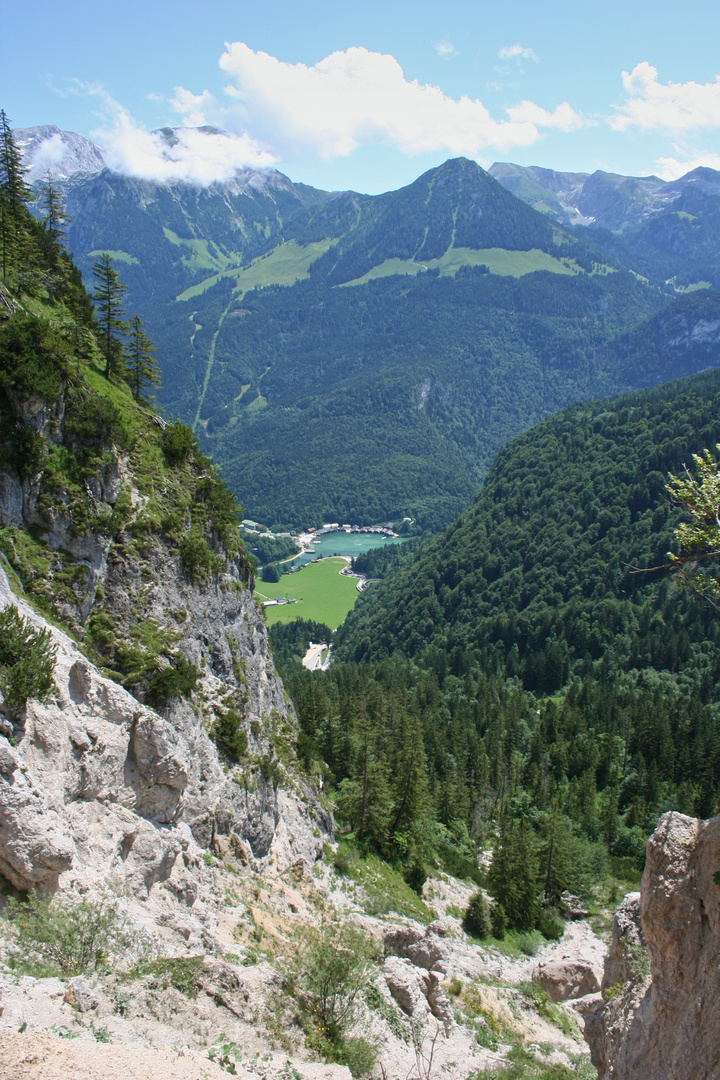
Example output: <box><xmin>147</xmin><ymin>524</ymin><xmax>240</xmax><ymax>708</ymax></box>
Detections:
<box><xmin>338</xmin><ymin>365</ymin><xmax>720</xmax><ymax>689</ymax></box>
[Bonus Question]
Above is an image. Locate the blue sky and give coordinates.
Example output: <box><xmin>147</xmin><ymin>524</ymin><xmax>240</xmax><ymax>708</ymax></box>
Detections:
<box><xmin>3</xmin><ymin>0</ymin><xmax>720</xmax><ymax>193</ymax></box>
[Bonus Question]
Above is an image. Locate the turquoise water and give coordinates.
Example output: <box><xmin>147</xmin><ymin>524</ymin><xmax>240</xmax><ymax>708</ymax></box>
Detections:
<box><xmin>290</xmin><ymin>531</ymin><xmax>409</xmax><ymax>567</ymax></box>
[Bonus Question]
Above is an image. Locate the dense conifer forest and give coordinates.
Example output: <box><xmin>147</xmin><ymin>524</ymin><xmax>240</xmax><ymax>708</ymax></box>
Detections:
<box><xmin>270</xmin><ymin>370</ymin><xmax>720</xmax><ymax>925</ymax></box>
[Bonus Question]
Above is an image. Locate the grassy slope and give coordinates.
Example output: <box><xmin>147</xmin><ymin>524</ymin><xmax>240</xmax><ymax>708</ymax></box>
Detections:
<box><xmin>177</xmin><ymin>239</ymin><xmax>337</xmax><ymax>301</ymax></box>
<box><xmin>339</xmin><ymin>247</ymin><xmax>585</xmax><ymax>286</ymax></box>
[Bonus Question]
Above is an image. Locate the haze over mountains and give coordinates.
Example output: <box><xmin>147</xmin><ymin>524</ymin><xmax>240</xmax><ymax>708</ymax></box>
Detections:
<box><xmin>19</xmin><ymin>126</ymin><xmax>720</xmax><ymax>528</ymax></box>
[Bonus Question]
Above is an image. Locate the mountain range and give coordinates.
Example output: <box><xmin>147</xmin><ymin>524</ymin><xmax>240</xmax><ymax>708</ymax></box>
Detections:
<box><xmin>19</xmin><ymin>126</ymin><xmax>720</xmax><ymax>528</ymax></box>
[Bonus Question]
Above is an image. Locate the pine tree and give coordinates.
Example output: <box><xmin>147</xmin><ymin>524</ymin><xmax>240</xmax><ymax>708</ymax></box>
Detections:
<box><xmin>92</xmin><ymin>253</ymin><xmax>128</xmax><ymax>378</ymax></box>
<box><xmin>125</xmin><ymin>314</ymin><xmax>161</xmax><ymax>402</ymax></box>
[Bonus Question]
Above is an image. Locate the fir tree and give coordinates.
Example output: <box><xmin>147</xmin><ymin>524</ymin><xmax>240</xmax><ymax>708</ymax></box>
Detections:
<box><xmin>92</xmin><ymin>253</ymin><xmax>128</xmax><ymax>379</ymax></box>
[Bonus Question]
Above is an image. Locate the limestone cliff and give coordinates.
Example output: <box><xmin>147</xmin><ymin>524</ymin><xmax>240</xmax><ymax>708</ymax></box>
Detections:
<box><xmin>0</xmin><ymin>314</ymin><xmax>331</xmax><ymax>894</ymax></box>
<box><xmin>584</xmin><ymin>811</ymin><xmax>720</xmax><ymax>1080</ymax></box>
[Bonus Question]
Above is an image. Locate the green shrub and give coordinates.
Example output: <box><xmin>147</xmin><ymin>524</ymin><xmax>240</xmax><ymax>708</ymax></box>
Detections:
<box><xmin>0</xmin><ymin>891</ymin><xmax>133</xmax><ymax>976</ymax></box>
<box><xmin>404</xmin><ymin>862</ymin><xmax>427</xmax><ymax>894</ymax></box>
<box><xmin>286</xmin><ymin>920</ymin><xmax>378</xmax><ymax>1044</ymax></box>
<box><xmin>87</xmin><ymin>610</ymin><xmax>116</xmax><ymax>651</ymax></box>
<box><xmin>332</xmin><ymin>850</ymin><xmax>352</xmax><ymax>877</ymax></box>
<box><xmin>179</xmin><ymin>525</ymin><xmax>220</xmax><ymax>583</ymax></box>
<box><xmin>161</xmin><ymin>421</ymin><xmax>197</xmax><ymax>465</ymax></box>
<box><xmin>145</xmin><ymin>654</ymin><xmax>198</xmax><ymax>705</ymax></box>
<box><xmin>0</xmin><ymin>312</ymin><xmax>71</xmax><ymax>403</ymax></box>
<box><xmin>212</xmin><ymin>707</ymin><xmax>249</xmax><ymax>762</ymax></box>
<box><xmin>65</xmin><ymin>389</ymin><xmax>127</xmax><ymax>450</ymax></box>
<box><xmin>515</xmin><ymin>931</ymin><xmax>542</xmax><ymax>956</ymax></box>
<box><xmin>7</xmin><ymin>423</ymin><xmax>46</xmax><ymax>479</ymax></box>
<box><xmin>261</xmin><ymin>562</ymin><xmax>281</xmax><ymax>583</ymax></box>
<box><xmin>129</xmin><ymin>956</ymin><xmax>204</xmax><ymax>998</ymax></box>
<box><xmin>463</xmin><ymin>890</ymin><xmax>492</xmax><ymax>939</ymax></box>
<box><xmin>0</xmin><ymin>605</ymin><xmax>57</xmax><ymax>711</ymax></box>
<box><xmin>538</xmin><ymin>909</ymin><xmax>565</xmax><ymax>941</ymax></box>
<box><xmin>339</xmin><ymin>1036</ymin><xmax>377</xmax><ymax>1078</ymax></box>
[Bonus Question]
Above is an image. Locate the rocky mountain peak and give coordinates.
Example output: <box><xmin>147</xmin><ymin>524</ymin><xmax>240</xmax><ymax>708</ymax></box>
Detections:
<box><xmin>15</xmin><ymin>125</ymin><xmax>108</xmax><ymax>181</ymax></box>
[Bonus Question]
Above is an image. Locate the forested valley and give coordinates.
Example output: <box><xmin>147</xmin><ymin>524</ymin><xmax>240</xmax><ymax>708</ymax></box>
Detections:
<box><xmin>270</xmin><ymin>368</ymin><xmax>720</xmax><ymax>931</ymax></box>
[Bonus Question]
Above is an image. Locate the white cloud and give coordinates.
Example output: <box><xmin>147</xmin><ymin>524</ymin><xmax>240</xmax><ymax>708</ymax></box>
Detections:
<box><xmin>435</xmin><ymin>41</ymin><xmax>457</xmax><ymax>59</ymax></box>
<box><xmin>83</xmin><ymin>84</ymin><xmax>277</xmax><ymax>184</ymax></box>
<box><xmin>656</xmin><ymin>149</ymin><xmax>720</xmax><ymax>181</ymax></box>
<box><xmin>612</xmin><ymin>62</ymin><xmax>720</xmax><ymax>133</ymax></box>
<box><xmin>30</xmin><ymin>133</ymin><xmax>66</xmax><ymax>170</ymax></box>
<box><xmin>506</xmin><ymin>100</ymin><xmax>583</xmax><ymax>132</ymax></box>
<box><xmin>218</xmin><ymin>43</ymin><xmax>579</xmax><ymax>158</ymax></box>
<box><xmin>498</xmin><ymin>44</ymin><xmax>539</xmax><ymax>62</ymax></box>
<box><xmin>168</xmin><ymin>86</ymin><xmax>217</xmax><ymax>128</ymax></box>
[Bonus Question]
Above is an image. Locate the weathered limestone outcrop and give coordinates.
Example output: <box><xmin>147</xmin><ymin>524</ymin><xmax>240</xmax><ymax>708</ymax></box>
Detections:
<box><xmin>383</xmin><ymin>921</ymin><xmax>454</xmax><ymax>1031</ymax></box>
<box><xmin>584</xmin><ymin>812</ymin><xmax>720</xmax><ymax>1080</ymax></box>
<box><xmin>0</xmin><ymin>561</ymin><xmax>329</xmax><ymax>896</ymax></box>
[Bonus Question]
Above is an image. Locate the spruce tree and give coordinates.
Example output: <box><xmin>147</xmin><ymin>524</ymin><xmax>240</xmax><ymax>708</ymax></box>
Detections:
<box><xmin>487</xmin><ymin>821</ymin><xmax>539</xmax><ymax>930</ymax></box>
<box><xmin>125</xmin><ymin>314</ymin><xmax>160</xmax><ymax>402</ymax></box>
<box><xmin>92</xmin><ymin>253</ymin><xmax>128</xmax><ymax>378</ymax></box>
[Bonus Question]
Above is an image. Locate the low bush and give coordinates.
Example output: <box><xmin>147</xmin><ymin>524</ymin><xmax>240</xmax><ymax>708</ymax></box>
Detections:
<box><xmin>463</xmin><ymin>891</ymin><xmax>491</xmax><ymax>939</ymax></box>
<box><xmin>179</xmin><ymin>525</ymin><xmax>220</xmax><ymax>583</ymax></box>
<box><xmin>128</xmin><ymin>956</ymin><xmax>204</xmax><ymax>998</ymax></box>
<box><xmin>145</xmin><ymin>654</ymin><xmax>198</xmax><ymax>705</ymax></box>
<box><xmin>0</xmin><ymin>891</ymin><xmax>134</xmax><ymax>977</ymax></box>
<box><xmin>285</xmin><ymin>919</ymin><xmax>379</xmax><ymax>1075</ymax></box>
<box><xmin>538</xmin><ymin>908</ymin><xmax>565</xmax><ymax>941</ymax></box>
<box><xmin>0</xmin><ymin>605</ymin><xmax>57</xmax><ymax>712</ymax></box>
<box><xmin>212</xmin><ymin>707</ymin><xmax>249</xmax><ymax>762</ymax></box>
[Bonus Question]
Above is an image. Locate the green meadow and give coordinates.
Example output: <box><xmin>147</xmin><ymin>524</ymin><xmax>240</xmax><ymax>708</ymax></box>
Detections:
<box><xmin>340</xmin><ymin>246</ymin><xmax>583</xmax><ymax>287</ymax></box>
<box><xmin>254</xmin><ymin>557</ymin><xmax>359</xmax><ymax>628</ymax></box>
<box><xmin>177</xmin><ymin>238</ymin><xmax>337</xmax><ymax>301</ymax></box>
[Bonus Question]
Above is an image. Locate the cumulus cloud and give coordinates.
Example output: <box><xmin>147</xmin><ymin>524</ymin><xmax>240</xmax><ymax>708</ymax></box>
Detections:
<box><xmin>505</xmin><ymin>100</ymin><xmax>582</xmax><ymax>131</ymax></box>
<box><xmin>84</xmin><ymin>83</ymin><xmax>277</xmax><ymax>184</ymax></box>
<box><xmin>612</xmin><ymin>62</ymin><xmax>720</xmax><ymax>133</ymax></box>
<box><xmin>656</xmin><ymin>149</ymin><xmax>720</xmax><ymax>181</ymax></box>
<box><xmin>498</xmin><ymin>44</ymin><xmax>539</xmax><ymax>62</ymax></box>
<box><xmin>435</xmin><ymin>41</ymin><xmax>457</xmax><ymax>59</ymax></box>
<box><xmin>218</xmin><ymin>43</ymin><xmax>580</xmax><ymax>158</ymax></box>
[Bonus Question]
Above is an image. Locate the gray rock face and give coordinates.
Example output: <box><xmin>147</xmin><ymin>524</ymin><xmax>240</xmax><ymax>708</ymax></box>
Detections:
<box><xmin>15</xmin><ymin>126</ymin><xmax>108</xmax><ymax>182</ymax></box>
<box><xmin>0</xmin><ymin>551</ymin><xmax>328</xmax><ymax>894</ymax></box>
<box><xmin>0</xmin><ymin>736</ymin><xmax>75</xmax><ymax>890</ymax></box>
<box><xmin>584</xmin><ymin>812</ymin><xmax>720</xmax><ymax>1080</ymax></box>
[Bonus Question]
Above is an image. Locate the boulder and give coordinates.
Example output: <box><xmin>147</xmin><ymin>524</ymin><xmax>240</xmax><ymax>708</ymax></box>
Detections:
<box><xmin>534</xmin><ymin>958</ymin><xmax>602</xmax><ymax>1001</ymax></box>
<box><xmin>64</xmin><ymin>977</ymin><xmax>99</xmax><ymax>1013</ymax></box>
